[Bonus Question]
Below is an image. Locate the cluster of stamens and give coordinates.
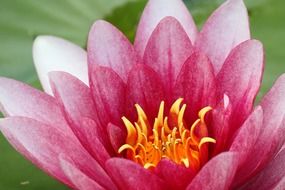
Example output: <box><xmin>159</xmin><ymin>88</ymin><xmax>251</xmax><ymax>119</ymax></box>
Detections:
<box><xmin>118</xmin><ymin>98</ymin><xmax>215</xmax><ymax>170</ymax></box>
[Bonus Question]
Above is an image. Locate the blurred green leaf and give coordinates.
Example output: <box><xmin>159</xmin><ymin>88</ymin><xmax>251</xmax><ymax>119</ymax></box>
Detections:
<box><xmin>105</xmin><ymin>0</ymin><xmax>147</xmax><ymax>42</ymax></box>
<box><xmin>0</xmin><ymin>0</ymin><xmax>133</xmax><ymax>86</ymax></box>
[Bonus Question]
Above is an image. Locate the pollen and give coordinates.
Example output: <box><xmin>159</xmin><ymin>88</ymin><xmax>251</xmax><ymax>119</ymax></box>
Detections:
<box><xmin>118</xmin><ymin>98</ymin><xmax>216</xmax><ymax>170</ymax></box>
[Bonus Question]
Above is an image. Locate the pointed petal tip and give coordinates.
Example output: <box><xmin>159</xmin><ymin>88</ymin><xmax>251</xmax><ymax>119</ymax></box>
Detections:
<box><xmin>135</xmin><ymin>0</ymin><xmax>197</xmax><ymax>57</ymax></box>
<box><xmin>88</xmin><ymin>19</ymin><xmax>137</xmax><ymax>82</ymax></box>
<box><xmin>33</xmin><ymin>35</ymin><xmax>88</xmax><ymax>95</ymax></box>
<box><xmin>33</xmin><ymin>35</ymin><xmax>59</xmax><ymax>48</ymax></box>
<box><xmin>88</xmin><ymin>19</ymin><xmax>112</xmax><ymax>36</ymax></box>
<box><xmin>196</xmin><ymin>0</ymin><xmax>250</xmax><ymax>74</ymax></box>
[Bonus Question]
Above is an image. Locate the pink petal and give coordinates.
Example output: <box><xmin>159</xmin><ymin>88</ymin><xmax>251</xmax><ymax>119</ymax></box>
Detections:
<box><xmin>79</xmin><ymin>117</ymin><xmax>112</xmax><ymax>166</ymax></box>
<box><xmin>260</xmin><ymin>74</ymin><xmax>285</xmax><ymax>140</ymax></box>
<box><xmin>229</xmin><ymin>107</ymin><xmax>263</xmax><ymax>186</ymax></box>
<box><xmin>216</xmin><ymin>40</ymin><xmax>264</xmax><ymax>139</ymax></box>
<box><xmin>210</xmin><ymin>94</ymin><xmax>233</xmax><ymax>155</ymax></box>
<box><xmin>241</xmin><ymin>149</ymin><xmax>285</xmax><ymax>190</ymax></box>
<box><xmin>33</xmin><ymin>36</ymin><xmax>88</xmax><ymax>95</ymax></box>
<box><xmin>143</xmin><ymin>17</ymin><xmax>193</xmax><ymax>94</ymax></box>
<box><xmin>195</xmin><ymin>0</ymin><xmax>250</xmax><ymax>74</ymax></box>
<box><xmin>107</xmin><ymin>123</ymin><xmax>126</xmax><ymax>153</ymax></box>
<box><xmin>60</xmin><ymin>157</ymin><xmax>106</xmax><ymax>190</ymax></box>
<box><xmin>106</xmin><ymin>158</ymin><xmax>167</xmax><ymax>190</ymax></box>
<box><xmin>49</xmin><ymin>71</ymin><xmax>97</xmax><ymax>127</ymax></box>
<box><xmin>49</xmin><ymin>72</ymin><xmax>112</xmax><ymax>153</ymax></box>
<box><xmin>87</xmin><ymin>20</ymin><xmax>138</xmax><ymax>82</ymax></box>
<box><xmin>186</xmin><ymin>152</ymin><xmax>238</xmax><ymax>190</ymax></box>
<box><xmin>273</xmin><ymin>179</ymin><xmax>285</xmax><ymax>190</ymax></box>
<box><xmin>125</xmin><ymin>64</ymin><xmax>165</xmax><ymax>121</ymax></box>
<box><xmin>154</xmin><ymin>159</ymin><xmax>195</xmax><ymax>190</ymax></box>
<box><xmin>89</xmin><ymin>66</ymin><xmax>126</xmax><ymax>126</ymax></box>
<box><xmin>0</xmin><ymin>77</ymin><xmax>73</xmax><ymax>136</ymax></box>
<box><xmin>0</xmin><ymin>117</ymin><xmax>116</xmax><ymax>190</ymax></box>
<box><xmin>174</xmin><ymin>52</ymin><xmax>216</xmax><ymax>124</ymax></box>
<box><xmin>230</xmin><ymin>107</ymin><xmax>262</xmax><ymax>161</ymax></box>
<box><xmin>134</xmin><ymin>0</ymin><xmax>197</xmax><ymax>58</ymax></box>
<box><xmin>232</xmin><ymin>74</ymin><xmax>285</xmax><ymax>186</ymax></box>
<box><xmin>49</xmin><ymin>72</ymin><xmax>114</xmax><ymax>156</ymax></box>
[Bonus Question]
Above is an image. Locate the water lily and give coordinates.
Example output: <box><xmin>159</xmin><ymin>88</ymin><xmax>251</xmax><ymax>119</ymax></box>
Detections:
<box><xmin>0</xmin><ymin>0</ymin><xmax>285</xmax><ymax>189</ymax></box>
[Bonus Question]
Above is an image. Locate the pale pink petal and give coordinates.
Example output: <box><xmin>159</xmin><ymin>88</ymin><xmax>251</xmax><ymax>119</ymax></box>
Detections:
<box><xmin>125</xmin><ymin>64</ymin><xmax>165</xmax><ymax>121</ymax></box>
<box><xmin>107</xmin><ymin>123</ymin><xmax>126</xmax><ymax>153</ymax></box>
<box><xmin>143</xmin><ymin>17</ymin><xmax>193</xmax><ymax>93</ymax></box>
<box><xmin>60</xmin><ymin>157</ymin><xmax>106</xmax><ymax>190</ymax></box>
<box><xmin>174</xmin><ymin>52</ymin><xmax>216</xmax><ymax>124</ymax></box>
<box><xmin>260</xmin><ymin>74</ymin><xmax>285</xmax><ymax>140</ymax></box>
<box><xmin>230</xmin><ymin>107</ymin><xmax>263</xmax><ymax>186</ymax></box>
<box><xmin>89</xmin><ymin>66</ymin><xmax>126</xmax><ymax>126</ymax></box>
<box><xmin>33</xmin><ymin>36</ymin><xmax>88</xmax><ymax>95</ymax></box>
<box><xmin>216</xmin><ymin>40</ymin><xmax>264</xmax><ymax>139</ymax></box>
<box><xmin>0</xmin><ymin>117</ymin><xmax>116</xmax><ymax>190</ymax></box>
<box><xmin>0</xmin><ymin>77</ymin><xmax>73</xmax><ymax>136</ymax></box>
<box><xmin>49</xmin><ymin>71</ymin><xmax>113</xmax><ymax>155</ymax></box>
<box><xmin>232</xmin><ymin>75</ymin><xmax>285</xmax><ymax>186</ymax></box>
<box><xmin>230</xmin><ymin>106</ymin><xmax>263</xmax><ymax>163</ymax></box>
<box><xmin>134</xmin><ymin>0</ymin><xmax>197</xmax><ymax>57</ymax></box>
<box><xmin>186</xmin><ymin>152</ymin><xmax>238</xmax><ymax>190</ymax></box>
<box><xmin>49</xmin><ymin>71</ymin><xmax>112</xmax><ymax>154</ymax></box>
<box><xmin>87</xmin><ymin>20</ymin><xmax>138</xmax><ymax>82</ymax></box>
<box><xmin>106</xmin><ymin>158</ymin><xmax>167</xmax><ymax>190</ymax></box>
<box><xmin>241</xmin><ymin>149</ymin><xmax>285</xmax><ymax>190</ymax></box>
<box><xmin>154</xmin><ymin>159</ymin><xmax>195</xmax><ymax>190</ymax></box>
<box><xmin>49</xmin><ymin>71</ymin><xmax>97</xmax><ymax>127</ymax></box>
<box><xmin>195</xmin><ymin>0</ymin><xmax>250</xmax><ymax>74</ymax></box>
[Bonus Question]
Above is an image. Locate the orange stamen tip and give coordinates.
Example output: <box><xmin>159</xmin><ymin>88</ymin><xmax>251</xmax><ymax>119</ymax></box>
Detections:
<box><xmin>118</xmin><ymin>99</ymin><xmax>215</xmax><ymax>170</ymax></box>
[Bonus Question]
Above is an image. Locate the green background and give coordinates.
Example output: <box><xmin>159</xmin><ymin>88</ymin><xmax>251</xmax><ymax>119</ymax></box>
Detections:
<box><xmin>0</xmin><ymin>0</ymin><xmax>284</xmax><ymax>189</ymax></box>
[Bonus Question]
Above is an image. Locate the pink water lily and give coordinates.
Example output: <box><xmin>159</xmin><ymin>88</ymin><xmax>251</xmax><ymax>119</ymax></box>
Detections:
<box><xmin>1</xmin><ymin>0</ymin><xmax>285</xmax><ymax>189</ymax></box>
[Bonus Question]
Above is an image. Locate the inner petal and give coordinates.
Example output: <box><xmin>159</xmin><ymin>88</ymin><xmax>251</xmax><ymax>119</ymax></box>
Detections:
<box><xmin>118</xmin><ymin>98</ymin><xmax>215</xmax><ymax>171</ymax></box>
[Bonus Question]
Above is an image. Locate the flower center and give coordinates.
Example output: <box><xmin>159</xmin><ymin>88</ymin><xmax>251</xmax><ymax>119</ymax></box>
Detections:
<box><xmin>118</xmin><ymin>98</ymin><xmax>215</xmax><ymax>170</ymax></box>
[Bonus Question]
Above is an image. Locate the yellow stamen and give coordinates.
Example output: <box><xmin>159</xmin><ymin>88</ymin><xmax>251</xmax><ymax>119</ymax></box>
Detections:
<box><xmin>118</xmin><ymin>99</ymin><xmax>215</xmax><ymax>170</ymax></box>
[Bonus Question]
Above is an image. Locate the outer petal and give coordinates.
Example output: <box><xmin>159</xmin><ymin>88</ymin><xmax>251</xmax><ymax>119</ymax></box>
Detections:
<box><xmin>155</xmin><ymin>159</ymin><xmax>195</xmax><ymax>190</ymax></box>
<box><xmin>174</xmin><ymin>52</ymin><xmax>216</xmax><ymax>124</ymax></box>
<box><xmin>230</xmin><ymin>106</ymin><xmax>263</xmax><ymax>162</ymax></box>
<box><xmin>216</xmin><ymin>40</ymin><xmax>264</xmax><ymax>139</ymax></box>
<box><xmin>33</xmin><ymin>36</ymin><xmax>88</xmax><ymax>94</ymax></box>
<box><xmin>125</xmin><ymin>64</ymin><xmax>165</xmax><ymax>121</ymax></box>
<box><xmin>106</xmin><ymin>158</ymin><xmax>167</xmax><ymax>190</ymax></box>
<box><xmin>195</xmin><ymin>0</ymin><xmax>250</xmax><ymax>74</ymax></box>
<box><xmin>186</xmin><ymin>152</ymin><xmax>238</xmax><ymax>190</ymax></box>
<box><xmin>60</xmin><ymin>158</ymin><xmax>106</xmax><ymax>190</ymax></box>
<box><xmin>0</xmin><ymin>117</ymin><xmax>116</xmax><ymax>190</ymax></box>
<box><xmin>88</xmin><ymin>20</ymin><xmax>138</xmax><ymax>82</ymax></box>
<box><xmin>241</xmin><ymin>149</ymin><xmax>285</xmax><ymax>190</ymax></box>
<box><xmin>134</xmin><ymin>0</ymin><xmax>197</xmax><ymax>57</ymax></box>
<box><xmin>49</xmin><ymin>72</ymin><xmax>113</xmax><ymax>158</ymax></box>
<box><xmin>0</xmin><ymin>77</ymin><xmax>73</xmax><ymax>135</ymax></box>
<box><xmin>233</xmin><ymin>75</ymin><xmax>285</xmax><ymax>186</ymax></box>
<box><xmin>229</xmin><ymin>107</ymin><xmax>263</xmax><ymax>186</ymax></box>
<box><xmin>89</xmin><ymin>66</ymin><xmax>126</xmax><ymax>126</ymax></box>
<box><xmin>260</xmin><ymin>74</ymin><xmax>285</xmax><ymax>142</ymax></box>
<box><xmin>143</xmin><ymin>17</ymin><xmax>193</xmax><ymax>94</ymax></box>
<box><xmin>49</xmin><ymin>71</ymin><xmax>97</xmax><ymax>127</ymax></box>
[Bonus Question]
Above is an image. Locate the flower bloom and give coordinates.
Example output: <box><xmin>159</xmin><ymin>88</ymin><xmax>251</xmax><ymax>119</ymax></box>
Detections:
<box><xmin>1</xmin><ymin>0</ymin><xmax>285</xmax><ymax>189</ymax></box>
